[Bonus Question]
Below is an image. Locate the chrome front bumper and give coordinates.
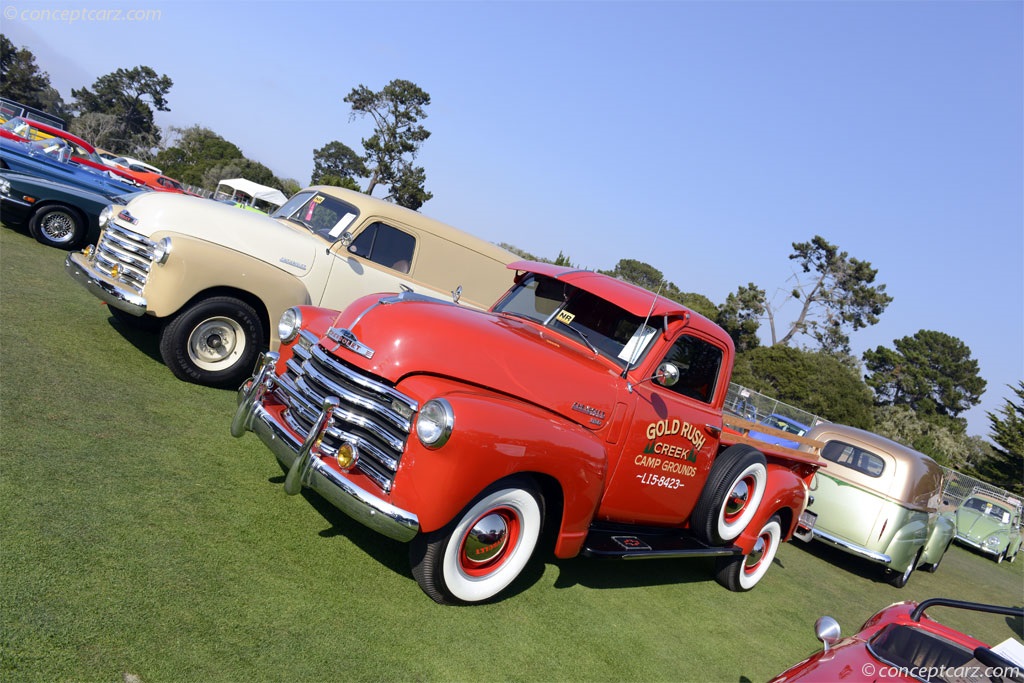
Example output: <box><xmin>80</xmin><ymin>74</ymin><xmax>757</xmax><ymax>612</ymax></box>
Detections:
<box><xmin>65</xmin><ymin>251</ymin><xmax>147</xmax><ymax>317</ymax></box>
<box><xmin>232</xmin><ymin>353</ymin><xmax>419</xmax><ymax>543</ymax></box>
<box><xmin>809</xmin><ymin>527</ymin><xmax>892</xmax><ymax>565</ymax></box>
<box><xmin>954</xmin><ymin>534</ymin><xmax>999</xmax><ymax>556</ymax></box>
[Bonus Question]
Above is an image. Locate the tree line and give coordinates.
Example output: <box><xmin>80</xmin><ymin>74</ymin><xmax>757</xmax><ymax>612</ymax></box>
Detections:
<box><xmin>2</xmin><ymin>34</ymin><xmax>1019</xmax><ymax>491</ymax></box>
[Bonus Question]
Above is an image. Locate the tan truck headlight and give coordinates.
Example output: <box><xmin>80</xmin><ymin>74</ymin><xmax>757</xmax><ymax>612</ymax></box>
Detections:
<box><xmin>152</xmin><ymin>237</ymin><xmax>172</xmax><ymax>264</ymax></box>
<box><xmin>416</xmin><ymin>399</ymin><xmax>453</xmax><ymax>449</ymax></box>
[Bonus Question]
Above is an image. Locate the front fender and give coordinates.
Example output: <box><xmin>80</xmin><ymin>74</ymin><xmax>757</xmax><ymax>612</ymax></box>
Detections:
<box><xmin>391</xmin><ymin>376</ymin><xmax>607</xmax><ymax>554</ymax></box>
<box><xmin>733</xmin><ymin>462</ymin><xmax>808</xmax><ymax>554</ymax></box>
<box><xmin>144</xmin><ymin>233</ymin><xmax>311</xmax><ymax>345</ymax></box>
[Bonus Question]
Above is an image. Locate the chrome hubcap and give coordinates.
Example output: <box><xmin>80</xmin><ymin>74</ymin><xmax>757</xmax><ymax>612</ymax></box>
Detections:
<box><xmin>188</xmin><ymin>316</ymin><xmax>244</xmax><ymax>369</ymax></box>
<box><xmin>42</xmin><ymin>212</ymin><xmax>74</xmax><ymax>242</ymax></box>
<box><xmin>463</xmin><ymin>513</ymin><xmax>508</xmax><ymax>564</ymax></box>
<box><xmin>726</xmin><ymin>479</ymin><xmax>751</xmax><ymax>517</ymax></box>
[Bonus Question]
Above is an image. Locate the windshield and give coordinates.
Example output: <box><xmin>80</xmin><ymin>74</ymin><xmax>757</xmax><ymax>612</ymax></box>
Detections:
<box><xmin>492</xmin><ymin>273</ymin><xmax>658</xmax><ymax>368</ymax></box>
<box><xmin>962</xmin><ymin>497</ymin><xmax>1012</xmax><ymax>521</ymax></box>
<box><xmin>29</xmin><ymin>137</ymin><xmax>72</xmax><ymax>163</ymax></box>
<box><xmin>271</xmin><ymin>190</ymin><xmax>360</xmax><ymax>240</ymax></box>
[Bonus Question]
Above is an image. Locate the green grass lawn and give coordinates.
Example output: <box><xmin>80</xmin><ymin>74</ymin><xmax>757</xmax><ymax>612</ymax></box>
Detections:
<box><xmin>1</xmin><ymin>225</ymin><xmax>1021</xmax><ymax>683</ymax></box>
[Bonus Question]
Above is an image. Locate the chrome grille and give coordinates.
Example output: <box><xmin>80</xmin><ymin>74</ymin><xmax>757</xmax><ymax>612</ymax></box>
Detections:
<box><xmin>274</xmin><ymin>332</ymin><xmax>417</xmax><ymax>492</ymax></box>
<box><xmin>92</xmin><ymin>223</ymin><xmax>158</xmax><ymax>293</ymax></box>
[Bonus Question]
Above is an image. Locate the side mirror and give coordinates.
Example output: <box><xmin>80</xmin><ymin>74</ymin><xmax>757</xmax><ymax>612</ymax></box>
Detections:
<box><xmin>814</xmin><ymin>616</ymin><xmax>841</xmax><ymax>653</ymax></box>
<box><xmin>655</xmin><ymin>362</ymin><xmax>679</xmax><ymax>387</ymax></box>
<box><xmin>338</xmin><ymin>230</ymin><xmax>354</xmax><ymax>247</ymax></box>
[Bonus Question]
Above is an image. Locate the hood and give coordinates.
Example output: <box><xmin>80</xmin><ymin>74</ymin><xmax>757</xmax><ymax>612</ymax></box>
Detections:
<box><xmin>955</xmin><ymin>507</ymin><xmax>1006</xmax><ymax>540</ymax></box>
<box><xmin>335</xmin><ymin>295</ymin><xmax>624</xmax><ymax>430</ymax></box>
<box><xmin>119</xmin><ymin>192</ymin><xmax>317</xmax><ymax>278</ymax></box>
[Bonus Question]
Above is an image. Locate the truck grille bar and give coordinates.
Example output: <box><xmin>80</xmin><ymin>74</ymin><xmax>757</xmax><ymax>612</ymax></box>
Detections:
<box><xmin>92</xmin><ymin>223</ymin><xmax>158</xmax><ymax>293</ymax></box>
<box><xmin>274</xmin><ymin>334</ymin><xmax>417</xmax><ymax>493</ymax></box>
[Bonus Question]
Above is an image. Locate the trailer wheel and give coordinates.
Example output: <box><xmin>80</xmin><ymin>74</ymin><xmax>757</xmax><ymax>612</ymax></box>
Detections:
<box><xmin>715</xmin><ymin>515</ymin><xmax>781</xmax><ymax>591</ymax></box>
<box><xmin>410</xmin><ymin>477</ymin><xmax>543</xmax><ymax>605</ymax></box>
<box><xmin>692</xmin><ymin>444</ymin><xmax>767</xmax><ymax>545</ymax></box>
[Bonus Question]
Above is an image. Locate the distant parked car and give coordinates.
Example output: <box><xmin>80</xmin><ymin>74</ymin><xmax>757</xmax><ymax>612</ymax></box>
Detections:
<box><xmin>106</xmin><ymin>154</ymin><xmax>162</xmax><ymax>175</ymax></box>
<box><xmin>0</xmin><ymin>169</ymin><xmax>142</xmax><ymax>249</ymax></box>
<box><xmin>0</xmin><ymin>96</ymin><xmax>66</xmax><ymax>129</ymax></box>
<box><xmin>0</xmin><ymin>117</ymin><xmax>142</xmax><ymax>186</ymax></box>
<box><xmin>748</xmin><ymin>414</ymin><xmax>810</xmax><ymax>449</ymax></box>
<box><xmin>798</xmin><ymin>423</ymin><xmax>955</xmax><ymax>587</ymax></box>
<box><xmin>769</xmin><ymin>597</ymin><xmax>1024</xmax><ymax>682</ymax></box>
<box><xmin>0</xmin><ymin>136</ymin><xmax>142</xmax><ymax>199</ymax></box>
<box><xmin>953</xmin><ymin>488</ymin><xmax>1023</xmax><ymax>563</ymax></box>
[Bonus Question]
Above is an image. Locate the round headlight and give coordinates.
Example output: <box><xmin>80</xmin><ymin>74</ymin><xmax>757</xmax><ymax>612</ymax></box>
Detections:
<box><xmin>984</xmin><ymin>535</ymin><xmax>1002</xmax><ymax>547</ymax></box>
<box><xmin>278</xmin><ymin>307</ymin><xmax>302</xmax><ymax>344</ymax></box>
<box><xmin>98</xmin><ymin>204</ymin><xmax>114</xmax><ymax>228</ymax></box>
<box><xmin>0</xmin><ymin>177</ymin><xmax>11</xmax><ymax>195</ymax></box>
<box><xmin>152</xmin><ymin>236</ymin><xmax>172</xmax><ymax>264</ymax></box>
<box><xmin>416</xmin><ymin>399</ymin><xmax>454</xmax><ymax>449</ymax></box>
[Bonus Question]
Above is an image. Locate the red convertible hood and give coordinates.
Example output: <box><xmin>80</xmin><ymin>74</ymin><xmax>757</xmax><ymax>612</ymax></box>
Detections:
<box><xmin>329</xmin><ymin>296</ymin><xmax>624</xmax><ymax>430</ymax></box>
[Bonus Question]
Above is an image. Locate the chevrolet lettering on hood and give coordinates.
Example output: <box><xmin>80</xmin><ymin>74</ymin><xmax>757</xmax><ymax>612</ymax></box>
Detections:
<box><xmin>572</xmin><ymin>402</ymin><xmax>606</xmax><ymax>425</ymax></box>
<box><xmin>279</xmin><ymin>257</ymin><xmax>307</xmax><ymax>270</ymax></box>
<box><xmin>327</xmin><ymin>327</ymin><xmax>374</xmax><ymax>359</ymax></box>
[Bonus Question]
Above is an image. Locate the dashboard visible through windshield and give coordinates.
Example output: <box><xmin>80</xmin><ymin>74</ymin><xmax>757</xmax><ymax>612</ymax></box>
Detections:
<box><xmin>493</xmin><ymin>273</ymin><xmax>658</xmax><ymax>368</ymax></box>
<box><xmin>272</xmin><ymin>191</ymin><xmax>359</xmax><ymax>240</ymax></box>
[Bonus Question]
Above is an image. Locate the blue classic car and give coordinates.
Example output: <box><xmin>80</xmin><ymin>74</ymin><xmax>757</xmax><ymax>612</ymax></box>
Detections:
<box><xmin>747</xmin><ymin>414</ymin><xmax>811</xmax><ymax>449</ymax></box>
<box><xmin>0</xmin><ymin>135</ymin><xmax>143</xmax><ymax>199</ymax></box>
<box><xmin>0</xmin><ymin>169</ymin><xmax>142</xmax><ymax>249</ymax></box>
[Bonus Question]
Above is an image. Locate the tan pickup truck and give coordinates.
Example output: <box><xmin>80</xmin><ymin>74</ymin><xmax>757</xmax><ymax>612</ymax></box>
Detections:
<box><xmin>66</xmin><ymin>186</ymin><xmax>516</xmax><ymax>387</ymax></box>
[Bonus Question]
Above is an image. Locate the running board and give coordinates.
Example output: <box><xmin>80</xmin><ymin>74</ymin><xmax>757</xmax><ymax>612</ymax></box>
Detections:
<box><xmin>581</xmin><ymin>526</ymin><xmax>742</xmax><ymax>560</ymax></box>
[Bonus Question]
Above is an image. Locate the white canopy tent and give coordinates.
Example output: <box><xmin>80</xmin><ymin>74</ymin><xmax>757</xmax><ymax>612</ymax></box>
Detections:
<box><xmin>214</xmin><ymin>178</ymin><xmax>288</xmax><ymax>208</ymax></box>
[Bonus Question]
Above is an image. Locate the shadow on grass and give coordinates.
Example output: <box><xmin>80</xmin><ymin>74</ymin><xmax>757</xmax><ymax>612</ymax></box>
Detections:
<box><xmin>789</xmin><ymin>537</ymin><xmax>893</xmax><ymax>585</ymax></box>
<box><xmin>106</xmin><ymin>312</ymin><xmax>164</xmax><ymax>363</ymax></box>
<box><xmin>552</xmin><ymin>554</ymin><xmax>718</xmax><ymax>591</ymax></box>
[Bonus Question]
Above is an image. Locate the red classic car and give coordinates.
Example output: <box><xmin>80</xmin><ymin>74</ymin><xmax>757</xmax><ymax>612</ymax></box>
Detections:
<box><xmin>771</xmin><ymin>598</ymin><xmax>1024</xmax><ymax>682</ymax></box>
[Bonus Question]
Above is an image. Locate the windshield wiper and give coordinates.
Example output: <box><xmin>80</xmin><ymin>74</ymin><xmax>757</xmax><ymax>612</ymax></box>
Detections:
<box><xmin>281</xmin><ymin>216</ymin><xmax>314</xmax><ymax>231</ymax></box>
<box><xmin>556</xmin><ymin>321</ymin><xmax>599</xmax><ymax>355</ymax></box>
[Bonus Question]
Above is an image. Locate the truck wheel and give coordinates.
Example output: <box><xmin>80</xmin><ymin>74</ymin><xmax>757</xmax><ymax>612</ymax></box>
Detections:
<box><xmin>29</xmin><ymin>204</ymin><xmax>86</xmax><ymax>249</ymax></box>
<box><xmin>889</xmin><ymin>548</ymin><xmax>922</xmax><ymax>588</ymax></box>
<box><xmin>715</xmin><ymin>515</ymin><xmax>781</xmax><ymax>592</ymax></box>
<box><xmin>159</xmin><ymin>296</ymin><xmax>264</xmax><ymax>388</ymax></box>
<box><xmin>692</xmin><ymin>445</ymin><xmax>767</xmax><ymax>545</ymax></box>
<box><xmin>410</xmin><ymin>478</ymin><xmax>543</xmax><ymax>605</ymax></box>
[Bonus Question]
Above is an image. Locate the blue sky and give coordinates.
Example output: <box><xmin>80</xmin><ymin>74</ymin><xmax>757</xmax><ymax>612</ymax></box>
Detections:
<box><xmin>6</xmin><ymin>0</ymin><xmax>1022</xmax><ymax>440</ymax></box>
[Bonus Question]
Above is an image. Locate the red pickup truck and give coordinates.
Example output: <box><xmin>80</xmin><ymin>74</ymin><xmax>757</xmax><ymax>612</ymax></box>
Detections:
<box><xmin>232</xmin><ymin>261</ymin><xmax>822</xmax><ymax>604</ymax></box>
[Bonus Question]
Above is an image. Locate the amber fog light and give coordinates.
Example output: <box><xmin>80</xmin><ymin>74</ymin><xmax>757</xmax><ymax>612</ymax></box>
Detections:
<box><xmin>336</xmin><ymin>441</ymin><xmax>359</xmax><ymax>470</ymax></box>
